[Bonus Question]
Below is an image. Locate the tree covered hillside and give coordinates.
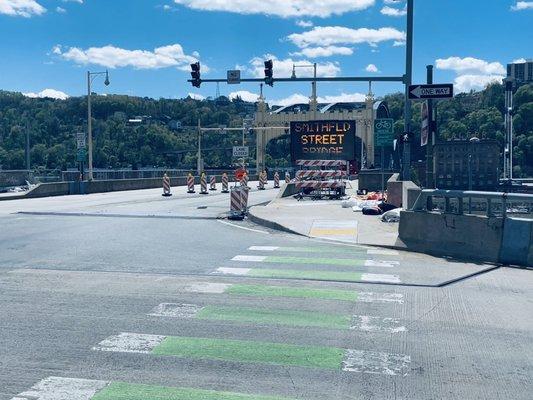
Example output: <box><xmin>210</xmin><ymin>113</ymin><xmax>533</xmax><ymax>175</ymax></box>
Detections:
<box><xmin>0</xmin><ymin>83</ymin><xmax>531</xmax><ymax>176</ymax></box>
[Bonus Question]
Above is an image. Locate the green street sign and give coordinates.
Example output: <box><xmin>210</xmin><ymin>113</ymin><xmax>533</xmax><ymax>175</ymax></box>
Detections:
<box><xmin>76</xmin><ymin>148</ymin><xmax>87</xmax><ymax>162</ymax></box>
<box><xmin>374</xmin><ymin>118</ymin><xmax>394</xmax><ymax>147</ymax></box>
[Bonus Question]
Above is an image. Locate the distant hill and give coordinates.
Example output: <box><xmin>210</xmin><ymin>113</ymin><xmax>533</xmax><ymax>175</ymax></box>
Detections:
<box><xmin>0</xmin><ymin>83</ymin><xmax>531</xmax><ymax>176</ymax></box>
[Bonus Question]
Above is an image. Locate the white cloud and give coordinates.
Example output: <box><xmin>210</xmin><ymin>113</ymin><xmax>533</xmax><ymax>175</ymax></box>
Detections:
<box><xmin>392</xmin><ymin>40</ymin><xmax>405</xmax><ymax>47</ymax></box>
<box><xmin>296</xmin><ymin>20</ymin><xmax>313</xmax><ymax>28</ymax></box>
<box><xmin>454</xmin><ymin>75</ymin><xmax>504</xmax><ymax>93</ymax></box>
<box><xmin>291</xmin><ymin>46</ymin><xmax>353</xmax><ymax>58</ymax></box>
<box><xmin>512</xmin><ymin>58</ymin><xmax>527</xmax><ymax>63</ymax></box>
<box><xmin>383</xmin><ymin>0</ymin><xmax>403</xmax><ymax>4</ymax></box>
<box><xmin>23</xmin><ymin>88</ymin><xmax>69</xmax><ymax>100</ymax></box>
<box><xmin>53</xmin><ymin>43</ymin><xmax>208</xmax><ymax>71</ymax></box>
<box><xmin>365</xmin><ymin>63</ymin><xmax>379</xmax><ymax>73</ymax></box>
<box><xmin>271</xmin><ymin>93</ymin><xmax>310</xmax><ymax>106</ymax></box>
<box><xmin>229</xmin><ymin>90</ymin><xmax>259</xmax><ymax>102</ymax></box>
<box><xmin>173</xmin><ymin>0</ymin><xmax>375</xmax><ymax>18</ymax></box>
<box><xmin>63</xmin><ymin>0</ymin><xmax>83</xmax><ymax>3</ymax></box>
<box><xmin>248</xmin><ymin>55</ymin><xmax>340</xmax><ymax>78</ymax></box>
<box><xmin>436</xmin><ymin>56</ymin><xmax>505</xmax><ymax>75</ymax></box>
<box><xmin>56</xmin><ymin>6</ymin><xmax>66</xmax><ymax>13</ymax></box>
<box><xmin>287</xmin><ymin>26</ymin><xmax>406</xmax><ymax>48</ymax></box>
<box><xmin>380</xmin><ymin>5</ymin><xmax>406</xmax><ymax>17</ymax></box>
<box><xmin>187</xmin><ymin>92</ymin><xmax>205</xmax><ymax>100</ymax></box>
<box><xmin>0</xmin><ymin>0</ymin><xmax>46</xmax><ymax>17</ymax></box>
<box><xmin>511</xmin><ymin>1</ymin><xmax>533</xmax><ymax>11</ymax></box>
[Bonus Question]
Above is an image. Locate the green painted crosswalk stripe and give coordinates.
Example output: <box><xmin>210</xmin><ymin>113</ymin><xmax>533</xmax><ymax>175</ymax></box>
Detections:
<box><xmin>152</xmin><ymin>336</ymin><xmax>344</xmax><ymax>369</ymax></box>
<box><xmin>93</xmin><ymin>381</ymin><xmax>293</xmax><ymax>400</ymax></box>
<box><xmin>197</xmin><ymin>305</ymin><xmax>351</xmax><ymax>329</ymax></box>
<box><xmin>247</xmin><ymin>268</ymin><xmax>363</xmax><ymax>282</ymax></box>
<box><xmin>226</xmin><ymin>284</ymin><xmax>358</xmax><ymax>302</ymax></box>
<box><xmin>264</xmin><ymin>255</ymin><xmax>367</xmax><ymax>266</ymax></box>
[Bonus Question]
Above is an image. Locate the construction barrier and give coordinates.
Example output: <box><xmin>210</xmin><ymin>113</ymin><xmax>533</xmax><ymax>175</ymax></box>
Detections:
<box><xmin>162</xmin><ymin>174</ymin><xmax>172</xmax><ymax>197</ymax></box>
<box><xmin>221</xmin><ymin>173</ymin><xmax>229</xmax><ymax>193</ymax></box>
<box><xmin>295</xmin><ymin>180</ymin><xmax>346</xmax><ymax>189</ymax></box>
<box><xmin>187</xmin><ymin>173</ymin><xmax>195</xmax><ymax>194</ymax></box>
<box><xmin>285</xmin><ymin>171</ymin><xmax>291</xmax><ymax>183</ymax></box>
<box><xmin>258</xmin><ymin>171</ymin><xmax>266</xmax><ymax>190</ymax></box>
<box><xmin>296</xmin><ymin>170</ymin><xmax>346</xmax><ymax>180</ymax></box>
<box><xmin>200</xmin><ymin>173</ymin><xmax>208</xmax><ymax>195</ymax></box>
<box><xmin>274</xmin><ymin>171</ymin><xmax>280</xmax><ymax>188</ymax></box>
<box><xmin>296</xmin><ymin>160</ymin><xmax>346</xmax><ymax>167</ymax></box>
<box><xmin>242</xmin><ymin>172</ymin><xmax>249</xmax><ymax>188</ymax></box>
<box><xmin>209</xmin><ymin>175</ymin><xmax>217</xmax><ymax>191</ymax></box>
<box><xmin>229</xmin><ymin>186</ymin><xmax>249</xmax><ymax>220</ymax></box>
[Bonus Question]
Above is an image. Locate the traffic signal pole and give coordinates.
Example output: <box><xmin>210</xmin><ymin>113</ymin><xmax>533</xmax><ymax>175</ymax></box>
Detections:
<box><xmin>402</xmin><ymin>0</ymin><xmax>414</xmax><ymax>181</ymax></box>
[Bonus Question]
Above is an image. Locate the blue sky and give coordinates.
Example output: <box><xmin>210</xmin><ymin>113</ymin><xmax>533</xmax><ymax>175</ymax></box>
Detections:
<box><xmin>0</xmin><ymin>0</ymin><xmax>531</xmax><ymax>105</ymax></box>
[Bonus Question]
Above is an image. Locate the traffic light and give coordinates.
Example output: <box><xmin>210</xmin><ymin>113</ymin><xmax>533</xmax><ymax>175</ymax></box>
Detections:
<box><xmin>264</xmin><ymin>59</ymin><xmax>273</xmax><ymax>86</ymax></box>
<box><xmin>190</xmin><ymin>62</ymin><xmax>201</xmax><ymax>88</ymax></box>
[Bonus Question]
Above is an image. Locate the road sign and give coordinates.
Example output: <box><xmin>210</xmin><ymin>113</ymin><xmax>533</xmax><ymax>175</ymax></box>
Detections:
<box><xmin>76</xmin><ymin>148</ymin><xmax>87</xmax><ymax>162</ymax></box>
<box><xmin>227</xmin><ymin>70</ymin><xmax>241</xmax><ymax>84</ymax></box>
<box><xmin>233</xmin><ymin>146</ymin><xmax>249</xmax><ymax>158</ymax></box>
<box><xmin>421</xmin><ymin>102</ymin><xmax>429</xmax><ymax>147</ymax></box>
<box><xmin>408</xmin><ymin>84</ymin><xmax>453</xmax><ymax>100</ymax></box>
<box><xmin>76</xmin><ymin>132</ymin><xmax>86</xmax><ymax>149</ymax></box>
<box><xmin>374</xmin><ymin>118</ymin><xmax>394</xmax><ymax>147</ymax></box>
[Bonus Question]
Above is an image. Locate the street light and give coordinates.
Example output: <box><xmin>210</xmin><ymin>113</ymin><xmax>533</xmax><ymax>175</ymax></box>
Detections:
<box><xmin>87</xmin><ymin>70</ymin><xmax>110</xmax><ymax>181</ymax></box>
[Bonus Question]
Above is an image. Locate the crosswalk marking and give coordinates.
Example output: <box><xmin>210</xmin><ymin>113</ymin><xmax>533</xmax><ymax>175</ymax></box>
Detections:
<box><xmin>11</xmin><ymin>377</ymin><xmax>108</xmax><ymax>400</ymax></box>
<box><xmin>93</xmin><ymin>333</ymin><xmax>411</xmax><ymax>375</ymax></box>
<box><xmin>232</xmin><ymin>255</ymin><xmax>398</xmax><ymax>268</ymax></box>
<box><xmin>213</xmin><ymin>267</ymin><xmax>401</xmax><ymax>283</ymax></box>
<box><xmin>367</xmin><ymin>249</ymin><xmax>400</xmax><ymax>256</ymax></box>
<box><xmin>342</xmin><ymin>350</ymin><xmax>411</xmax><ymax>375</ymax></box>
<box><xmin>181</xmin><ymin>282</ymin><xmax>404</xmax><ymax>304</ymax></box>
<box><xmin>248</xmin><ymin>245</ymin><xmax>401</xmax><ymax>257</ymax></box>
<box><xmin>149</xmin><ymin>303</ymin><xmax>406</xmax><ymax>332</ymax></box>
<box><xmin>12</xmin><ymin>378</ymin><xmax>297</xmax><ymax>400</ymax></box>
<box><xmin>92</xmin><ymin>332</ymin><xmax>165</xmax><ymax>354</ymax></box>
<box><xmin>350</xmin><ymin>315</ymin><xmax>407</xmax><ymax>333</ymax></box>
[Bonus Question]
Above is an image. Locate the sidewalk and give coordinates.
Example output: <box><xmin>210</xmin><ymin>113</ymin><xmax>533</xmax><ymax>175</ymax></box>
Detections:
<box><xmin>248</xmin><ymin>181</ymin><xmax>407</xmax><ymax>250</ymax></box>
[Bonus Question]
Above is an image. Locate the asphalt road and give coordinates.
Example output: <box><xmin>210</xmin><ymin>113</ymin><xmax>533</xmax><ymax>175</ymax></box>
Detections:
<box><xmin>1</xmin><ymin>185</ymin><xmax>532</xmax><ymax>400</ymax></box>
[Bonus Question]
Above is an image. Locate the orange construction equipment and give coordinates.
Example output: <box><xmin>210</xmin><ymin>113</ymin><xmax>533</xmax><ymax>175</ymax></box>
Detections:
<box><xmin>200</xmin><ymin>172</ymin><xmax>208</xmax><ymax>195</ymax></box>
<box><xmin>274</xmin><ymin>171</ymin><xmax>280</xmax><ymax>188</ymax></box>
<box><xmin>221</xmin><ymin>172</ymin><xmax>229</xmax><ymax>193</ymax></box>
<box><xmin>209</xmin><ymin>175</ymin><xmax>217</xmax><ymax>191</ymax></box>
<box><xmin>187</xmin><ymin>173</ymin><xmax>195</xmax><ymax>193</ymax></box>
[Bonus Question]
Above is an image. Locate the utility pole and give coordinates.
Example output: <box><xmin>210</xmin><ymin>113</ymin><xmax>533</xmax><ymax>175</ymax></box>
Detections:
<box><xmin>196</xmin><ymin>118</ymin><xmax>202</xmax><ymax>175</ymax></box>
<box><xmin>25</xmin><ymin>122</ymin><xmax>30</xmax><ymax>171</ymax></box>
<box><xmin>402</xmin><ymin>0</ymin><xmax>414</xmax><ymax>181</ymax></box>
<box><xmin>87</xmin><ymin>70</ymin><xmax>110</xmax><ymax>181</ymax></box>
<box><xmin>426</xmin><ymin>64</ymin><xmax>434</xmax><ymax>188</ymax></box>
<box><xmin>504</xmin><ymin>79</ymin><xmax>514</xmax><ymax>180</ymax></box>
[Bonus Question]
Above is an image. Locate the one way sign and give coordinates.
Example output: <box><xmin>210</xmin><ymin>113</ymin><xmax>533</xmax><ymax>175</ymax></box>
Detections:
<box><xmin>408</xmin><ymin>84</ymin><xmax>454</xmax><ymax>100</ymax></box>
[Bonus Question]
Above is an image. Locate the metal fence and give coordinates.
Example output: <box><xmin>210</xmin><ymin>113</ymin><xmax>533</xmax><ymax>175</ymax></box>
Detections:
<box><xmin>411</xmin><ymin>189</ymin><xmax>533</xmax><ymax>219</ymax></box>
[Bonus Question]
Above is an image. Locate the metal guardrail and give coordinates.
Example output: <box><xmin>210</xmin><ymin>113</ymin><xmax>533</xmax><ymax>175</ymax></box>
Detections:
<box><xmin>412</xmin><ymin>189</ymin><xmax>533</xmax><ymax>218</ymax></box>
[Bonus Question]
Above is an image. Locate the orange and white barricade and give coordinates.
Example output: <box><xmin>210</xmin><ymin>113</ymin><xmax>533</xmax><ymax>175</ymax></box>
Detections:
<box><xmin>285</xmin><ymin>171</ymin><xmax>291</xmax><ymax>183</ymax></box>
<box><xmin>273</xmin><ymin>171</ymin><xmax>280</xmax><ymax>188</ymax></box>
<box><xmin>209</xmin><ymin>175</ymin><xmax>217</xmax><ymax>191</ymax></box>
<box><xmin>221</xmin><ymin>173</ymin><xmax>229</xmax><ymax>193</ymax></box>
<box><xmin>200</xmin><ymin>173</ymin><xmax>208</xmax><ymax>195</ymax></box>
<box><xmin>162</xmin><ymin>173</ymin><xmax>172</xmax><ymax>197</ymax></box>
<box><xmin>187</xmin><ymin>173</ymin><xmax>195</xmax><ymax>193</ymax></box>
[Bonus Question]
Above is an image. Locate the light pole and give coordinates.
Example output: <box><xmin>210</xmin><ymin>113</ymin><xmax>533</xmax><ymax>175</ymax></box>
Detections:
<box><xmin>87</xmin><ymin>70</ymin><xmax>110</xmax><ymax>181</ymax></box>
<box><xmin>402</xmin><ymin>0</ymin><xmax>414</xmax><ymax>181</ymax></box>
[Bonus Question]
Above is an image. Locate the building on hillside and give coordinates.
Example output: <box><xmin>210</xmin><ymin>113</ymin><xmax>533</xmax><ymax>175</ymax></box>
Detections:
<box><xmin>433</xmin><ymin>139</ymin><xmax>500</xmax><ymax>191</ymax></box>
<box><xmin>506</xmin><ymin>59</ymin><xmax>533</xmax><ymax>89</ymax></box>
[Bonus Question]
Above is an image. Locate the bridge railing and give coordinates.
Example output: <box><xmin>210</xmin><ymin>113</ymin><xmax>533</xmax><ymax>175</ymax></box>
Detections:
<box><xmin>411</xmin><ymin>189</ymin><xmax>533</xmax><ymax>219</ymax></box>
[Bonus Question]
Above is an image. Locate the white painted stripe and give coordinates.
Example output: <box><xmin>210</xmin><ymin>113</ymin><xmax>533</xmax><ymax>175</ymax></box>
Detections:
<box><xmin>248</xmin><ymin>246</ymin><xmax>279</xmax><ymax>251</ymax></box>
<box><xmin>232</xmin><ymin>255</ymin><xmax>267</xmax><ymax>262</ymax></box>
<box><xmin>361</xmin><ymin>273</ymin><xmax>401</xmax><ymax>283</ymax></box>
<box><xmin>149</xmin><ymin>303</ymin><xmax>203</xmax><ymax>318</ymax></box>
<box><xmin>364</xmin><ymin>260</ymin><xmax>397</xmax><ymax>268</ymax></box>
<box><xmin>183</xmin><ymin>282</ymin><xmax>231</xmax><ymax>294</ymax></box>
<box><xmin>92</xmin><ymin>333</ymin><xmax>166</xmax><ymax>354</ymax></box>
<box><xmin>342</xmin><ymin>349</ymin><xmax>411</xmax><ymax>375</ymax></box>
<box><xmin>358</xmin><ymin>292</ymin><xmax>404</xmax><ymax>304</ymax></box>
<box><xmin>350</xmin><ymin>315</ymin><xmax>407</xmax><ymax>333</ymax></box>
<box><xmin>11</xmin><ymin>377</ymin><xmax>109</xmax><ymax>400</ymax></box>
<box><xmin>367</xmin><ymin>249</ymin><xmax>400</xmax><ymax>256</ymax></box>
<box><xmin>213</xmin><ymin>267</ymin><xmax>251</xmax><ymax>276</ymax></box>
<box><xmin>217</xmin><ymin>220</ymin><xmax>269</xmax><ymax>234</ymax></box>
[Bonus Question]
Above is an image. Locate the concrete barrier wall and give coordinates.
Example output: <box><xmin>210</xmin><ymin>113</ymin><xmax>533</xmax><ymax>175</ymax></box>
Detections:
<box><xmin>399</xmin><ymin>210</ymin><xmax>504</xmax><ymax>263</ymax></box>
<box><xmin>359</xmin><ymin>170</ymin><xmax>394</xmax><ymax>192</ymax></box>
<box><xmin>1</xmin><ymin>174</ymin><xmax>260</xmax><ymax>200</ymax></box>
<box><xmin>500</xmin><ymin>218</ymin><xmax>533</xmax><ymax>266</ymax></box>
